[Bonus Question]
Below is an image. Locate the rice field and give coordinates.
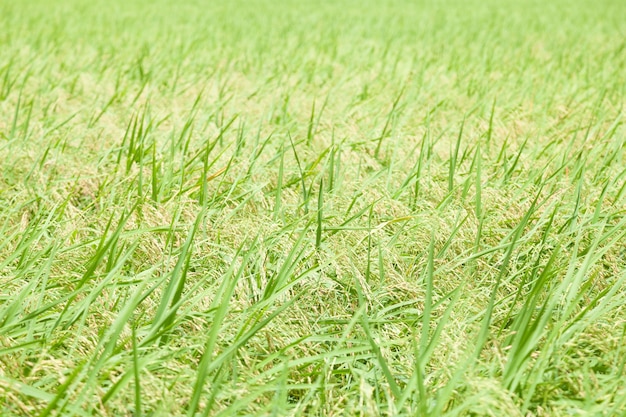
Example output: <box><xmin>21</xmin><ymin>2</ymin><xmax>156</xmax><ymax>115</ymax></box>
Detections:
<box><xmin>1</xmin><ymin>0</ymin><xmax>626</xmax><ymax>415</ymax></box>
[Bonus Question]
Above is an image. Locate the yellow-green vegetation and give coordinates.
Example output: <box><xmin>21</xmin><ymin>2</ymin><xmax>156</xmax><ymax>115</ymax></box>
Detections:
<box><xmin>1</xmin><ymin>0</ymin><xmax>625</xmax><ymax>415</ymax></box>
